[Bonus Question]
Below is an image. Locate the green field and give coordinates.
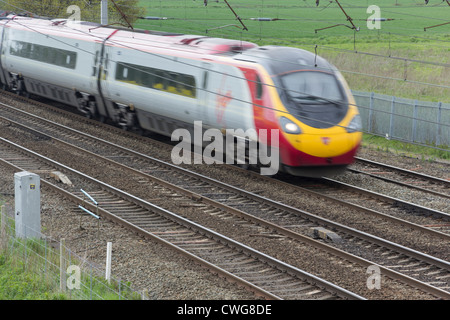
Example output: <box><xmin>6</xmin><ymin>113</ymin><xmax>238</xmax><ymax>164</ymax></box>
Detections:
<box><xmin>134</xmin><ymin>1</ymin><xmax>450</xmax><ymax>102</ymax></box>
<box><xmin>135</xmin><ymin>0</ymin><xmax>450</xmax><ymax>40</ymax></box>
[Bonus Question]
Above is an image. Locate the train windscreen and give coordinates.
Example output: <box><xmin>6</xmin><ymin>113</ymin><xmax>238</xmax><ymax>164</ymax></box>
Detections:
<box><xmin>278</xmin><ymin>71</ymin><xmax>348</xmax><ymax>129</ymax></box>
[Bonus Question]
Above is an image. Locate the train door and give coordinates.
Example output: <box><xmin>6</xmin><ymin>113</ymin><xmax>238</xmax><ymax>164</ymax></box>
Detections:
<box><xmin>98</xmin><ymin>45</ymin><xmax>113</xmax><ymax>98</ymax></box>
<box><xmin>90</xmin><ymin>41</ymin><xmax>112</xmax><ymax>120</ymax></box>
<box><xmin>196</xmin><ymin>62</ymin><xmax>212</xmax><ymax>124</ymax></box>
<box><xmin>90</xmin><ymin>43</ymin><xmax>101</xmax><ymax>91</ymax></box>
<box><xmin>0</xmin><ymin>25</ymin><xmax>8</xmax><ymax>88</ymax></box>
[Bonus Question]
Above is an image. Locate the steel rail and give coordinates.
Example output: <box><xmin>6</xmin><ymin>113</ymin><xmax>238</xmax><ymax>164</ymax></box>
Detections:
<box><xmin>352</xmin><ymin>157</ymin><xmax>450</xmax><ymax>200</ymax></box>
<box><xmin>0</xmin><ymin>138</ymin><xmax>365</xmax><ymax>300</ymax></box>
<box><xmin>0</xmin><ymin>110</ymin><xmax>449</xmax><ymax>298</ymax></box>
<box><xmin>322</xmin><ymin>177</ymin><xmax>450</xmax><ymax>223</ymax></box>
<box><xmin>1</xmin><ymin>104</ymin><xmax>448</xmax><ymax>240</ymax></box>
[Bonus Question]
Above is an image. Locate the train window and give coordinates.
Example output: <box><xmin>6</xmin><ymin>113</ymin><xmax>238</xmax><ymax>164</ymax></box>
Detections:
<box><xmin>154</xmin><ymin>70</ymin><xmax>165</xmax><ymax>90</ymax></box>
<box><xmin>68</xmin><ymin>53</ymin><xmax>76</xmax><ymax>68</ymax></box>
<box><xmin>115</xmin><ymin>62</ymin><xmax>196</xmax><ymax>98</ymax></box>
<box><xmin>23</xmin><ymin>43</ymin><xmax>31</xmax><ymax>58</ymax></box>
<box><xmin>42</xmin><ymin>47</ymin><xmax>49</xmax><ymax>62</ymax></box>
<box><xmin>182</xmin><ymin>75</ymin><xmax>196</xmax><ymax>97</ymax></box>
<box><xmin>280</xmin><ymin>71</ymin><xmax>343</xmax><ymax>103</ymax></box>
<box><xmin>128</xmin><ymin>66</ymin><xmax>138</xmax><ymax>84</ymax></box>
<box><xmin>141</xmin><ymin>67</ymin><xmax>154</xmax><ymax>87</ymax></box>
<box><xmin>9</xmin><ymin>41</ymin><xmax>77</xmax><ymax>69</ymax></box>
<box><xmin>167</xmin><ymin>72</ymin><xmax>177</xmax><ymax>93</ymax></box>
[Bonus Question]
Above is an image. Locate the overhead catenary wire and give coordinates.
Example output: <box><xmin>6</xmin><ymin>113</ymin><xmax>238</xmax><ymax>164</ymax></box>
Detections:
<box><xmin>3</xmin><ymin>15</ymin><xmax>448</xmax><ymax>152</ymax></box>
<box><xmin>130</xmin><ymin>2</ymin><xmax>450</xmax><ymax>48</ymax></box>
<box><xmin>2</xmin><ymin>1</ymin><xmax>448</xmax><ymax>42</ymax></box>
<box><xmin>0</xmin><ymin>15</ymin><xmax>379</xmax><ymax>138</ymax></box>
<box><xmin>0</xmin><ymin>2</ymin><xmax>448</xmax><ymax>151</ymax></box>
<box><xmin>3</xmin><ymin>9</ymin><xmax>449</xmax><ymax>109</ymax></box>
<box><xmin>1</xmin><ymin>1</ymin><xmax>448</xmax><ymax>96</ymax></box>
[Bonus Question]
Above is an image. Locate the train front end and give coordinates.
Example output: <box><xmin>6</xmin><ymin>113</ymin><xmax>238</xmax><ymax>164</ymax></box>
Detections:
<box><xmin>249</xmin><ymin>46</ymin><xmax>362</xmax><ymax>177</ymax></box>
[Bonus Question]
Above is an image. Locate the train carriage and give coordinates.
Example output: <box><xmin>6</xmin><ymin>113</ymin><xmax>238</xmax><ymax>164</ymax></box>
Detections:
<box><xmin>0</xmin><ymin>15</ymin><xmax>362</xmax><ymax>177</ymax></box>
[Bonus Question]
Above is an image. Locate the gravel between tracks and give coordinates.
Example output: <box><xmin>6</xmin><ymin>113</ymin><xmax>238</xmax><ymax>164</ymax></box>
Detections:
<box><xmin>0</xmin><ymin>164</ymin><xmax>258</xmax><ymax>300</ymax></box>
<box><xmin>0</xmin><ymin>96</ymin><xmax>448</xmax><ymax>299</ymax></box>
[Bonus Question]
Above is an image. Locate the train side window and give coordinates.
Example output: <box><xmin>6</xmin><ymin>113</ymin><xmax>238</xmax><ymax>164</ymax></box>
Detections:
<box><xmin>34</xmin><ymin>45</ymin><xmax>42</xmax><ymax>61</ymax></box>
<box><xmin>128</xmin><ymin>65</ymin><xmax>138</xmax><ymax>84</ymax></box>
<box><xmin>24</xmin><ymin>43</ymin><xmax>32</xmax><ymax>58</ymax></box>
<box><xmin>9</xmin><ymin>40</ymin><xmax>77</xmax><ymax>69</ymax></box>
<box><xmin>114</xmin><ymin>62</ymin><xmax>196</xmax><ymax>98</ymax></box>
<box><xmin>141</xmin><ymin>67</ymin><xmax>154</xmax><ymax>88</ymax></box>
<box><xmin>115</xmin><ymin>63</ymin><xmax>123</xmax><ymax>80</ymax></box>
<box><xmin>55</xmin><ymin>48</ymin><xmax>67</xmax><ymax>67</ymax></box>
<box><xmin>167</xmin><ymin>72</ymin><xmax>178</xmax><ymax>93</ymax></box>
<box><xmin>47</xmin><ymin>49</ymin><xmax>56</xmax><ymax>65</ymax></box>
<box><xmin>183</xmin><ymin>75</ymin><xmax>196</xmax><ymax>97</ymax></box>
<box><xmin>153</xmin><ymin>70</ymin><xmax>165</xmax><ymax>90</ymax></box>
<box><xmin>137</xmin><ymin>67</ymin><xmax>147</xmax><ymax>86</ymax></box>
<box><xmin>29</xmin><ymin>43</ymin><xmax>37</xmax><ymax>59</ymax></box>
<box><xmin>69</xmin><ymin>52</ymin><xmax>77</xmax><ymax>68</ymax></box>
<box><xmin>116</xmin><ymin>63</ymin><xmax>128</xmax><ymax>81</ymax></box>
<box><xmin>42</xmin><ymin>47</ymin><xmax>49</xmax><ymax>62</ymax></box>
<box><xmin>66</xmin><ymin>53</ymin><xmax>75</xmax><ymax>69</ymax></box>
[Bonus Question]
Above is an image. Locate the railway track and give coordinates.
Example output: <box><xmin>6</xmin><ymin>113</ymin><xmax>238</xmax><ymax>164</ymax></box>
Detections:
<box><xmin>0</xmin><ymin>100</ymin><xmax>449</xmax><ymax>299</ymax></box>
<box><xmin>0</xmin><ymin>137</ymin><xmax>364</xmax><ymax>300</ymax></box>
<box><xmin>1</xmin><ymin>101</ymin><xmax>449</xmax><ymax>239</ymax></box>
<box><xmin>285</xmin><ymin>175</ymin><xmax>450</xmax><ymax>235</ymax></box>
<box><xmin>352</xmin><ymin>157</ymin><xmax>449</xmax><ymax>200</ymax></box>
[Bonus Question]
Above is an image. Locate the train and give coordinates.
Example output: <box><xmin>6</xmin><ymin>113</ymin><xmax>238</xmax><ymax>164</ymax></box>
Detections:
<box><xmin>0</xmin><ymin>14</ymin><xmax>362</xmax><ymax>177</ymax></box>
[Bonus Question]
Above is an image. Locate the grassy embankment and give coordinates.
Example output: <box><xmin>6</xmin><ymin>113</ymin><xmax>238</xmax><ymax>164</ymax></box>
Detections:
<box><xmin>0</xmin><ymin>206</ymin><xmax>139</xmax><ymax>300</ymax></box>
<box><xmin>135</xmin><ymin>1</ymin><xmax>449</xmax><ymax>101</ymax></box>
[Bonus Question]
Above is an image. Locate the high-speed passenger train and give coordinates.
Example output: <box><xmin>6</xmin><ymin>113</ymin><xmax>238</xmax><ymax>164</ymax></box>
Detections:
<box><xmin>0</xmin><ymin>14</ymin><xmax>362</xmax><ymax>177</ymax></box>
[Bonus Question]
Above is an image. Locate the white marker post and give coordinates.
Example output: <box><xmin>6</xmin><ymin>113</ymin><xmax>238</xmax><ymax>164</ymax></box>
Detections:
<box><xmin>105</xmin><ymin>242</ymin><xmax>112</xmax><ymax>284</ymax></box>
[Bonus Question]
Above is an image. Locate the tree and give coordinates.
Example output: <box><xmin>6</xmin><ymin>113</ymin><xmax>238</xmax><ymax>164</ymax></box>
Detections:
<box><xmin>0</xmin><ymin>0</ymin><xmax>145</xmax><ymax>26</ymax></box>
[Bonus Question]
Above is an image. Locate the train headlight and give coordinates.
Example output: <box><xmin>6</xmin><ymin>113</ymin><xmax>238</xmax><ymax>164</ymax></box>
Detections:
<box><xmin>346</xmin><ymin>114</ymin><xmax>362</xmax><ymax>133</ymax></box>
<box><xmin>280</xmin><ymin>117</ymin><xmax>301</xmax><ymax>134</ymax></box>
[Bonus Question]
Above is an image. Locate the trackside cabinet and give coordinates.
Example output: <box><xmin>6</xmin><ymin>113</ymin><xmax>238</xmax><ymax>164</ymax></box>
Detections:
<box><xmin>15</xmin><ymin>171</ymin><xmax>41</xmax><ymax>239</ymax></box>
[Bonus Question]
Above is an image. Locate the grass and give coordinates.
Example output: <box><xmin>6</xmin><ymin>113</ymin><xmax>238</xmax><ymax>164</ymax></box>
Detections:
<box><xmin>135</xmin><ymin>1</ymin><xmax>450</xmax><ymax>153</ymax></box>
<box><xmin>0</xmin><ymin>254</ymin><xmax>67</xmax><ymax>300</ymax></box>
<box><xmin>0</xmin><ymin>246</ymin><xmax>140</xmax><ymax>300</ymax></box>
<box><xmin>135</xmin><ymin>1</ymin><xmax>450</xmax><ymax>38</ymax></box>
<box><xmin>0</xmin><ymin>208</ymin><xmax>141</xmax><ymax>300</ymax></box>
<box><xmin>362</xmin><ymin>133</ymin><xmax>450</xmax><ymax>161</ymax></box>
<box><xmin>134</xmin><ymin>0</ymin><xmax>450</xmax><ymax>102</ymax></box>
<box><xmin>318</xmin><ymin>42</ymin><xmax>450</xmax><ymax>103</ymax></box>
